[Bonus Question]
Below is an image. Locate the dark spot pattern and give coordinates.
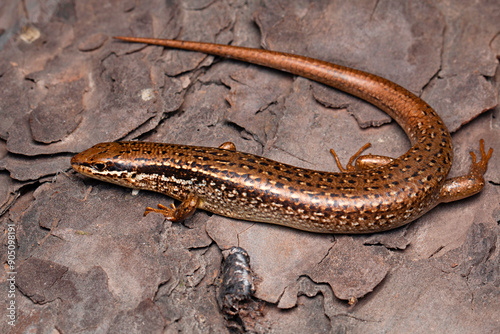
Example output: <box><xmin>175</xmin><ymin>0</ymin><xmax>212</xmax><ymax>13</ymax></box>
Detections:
<box><xmin>66</xmin><ymin>38</ymin><xmax>486</xmax><ymax>233</ymax></box>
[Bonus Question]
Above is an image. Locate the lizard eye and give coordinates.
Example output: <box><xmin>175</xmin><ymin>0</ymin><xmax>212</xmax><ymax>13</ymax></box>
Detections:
<box><xmin>93</xmin><ymin>163</ymin><xmax>107</xmax><ymax>171</ymax></box>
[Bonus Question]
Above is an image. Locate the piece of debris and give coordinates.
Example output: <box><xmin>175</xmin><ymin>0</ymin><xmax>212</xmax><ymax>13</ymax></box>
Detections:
<box><xmin>218</xmin><ymin>247</ymin><xmax>264</xmax><ymax>333</ymax></box>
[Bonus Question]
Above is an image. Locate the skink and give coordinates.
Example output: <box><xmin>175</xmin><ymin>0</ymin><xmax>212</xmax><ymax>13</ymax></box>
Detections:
<box><xmin>71</xmin><ymin>36</ymin><xmax>493</xmax><ymax>233</ymax></box>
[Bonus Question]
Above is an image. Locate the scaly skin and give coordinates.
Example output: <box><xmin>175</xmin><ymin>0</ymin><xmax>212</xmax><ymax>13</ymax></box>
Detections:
<box><xmin>70</xmin><ymin>37</ymin><xmax>493</xmax><ymax>233</ymax></box>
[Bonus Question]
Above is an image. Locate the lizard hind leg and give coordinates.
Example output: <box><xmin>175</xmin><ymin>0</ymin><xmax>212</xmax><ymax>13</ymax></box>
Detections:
<box><xmin>438</xmin><ymin>139</ymin><xmax>493</xmax><ymax>203</ymax></box>
<box><xmin>330</xmin><ymin>143</ymin><xmax>394</xmax><ymax>172</ymax></box>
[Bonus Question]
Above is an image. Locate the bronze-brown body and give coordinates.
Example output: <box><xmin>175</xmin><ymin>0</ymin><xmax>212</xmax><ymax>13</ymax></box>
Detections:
<box><xmin>71</xmin><ymin>37</ymin><xmax>493</xmax><ymax>233</ymax></box>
